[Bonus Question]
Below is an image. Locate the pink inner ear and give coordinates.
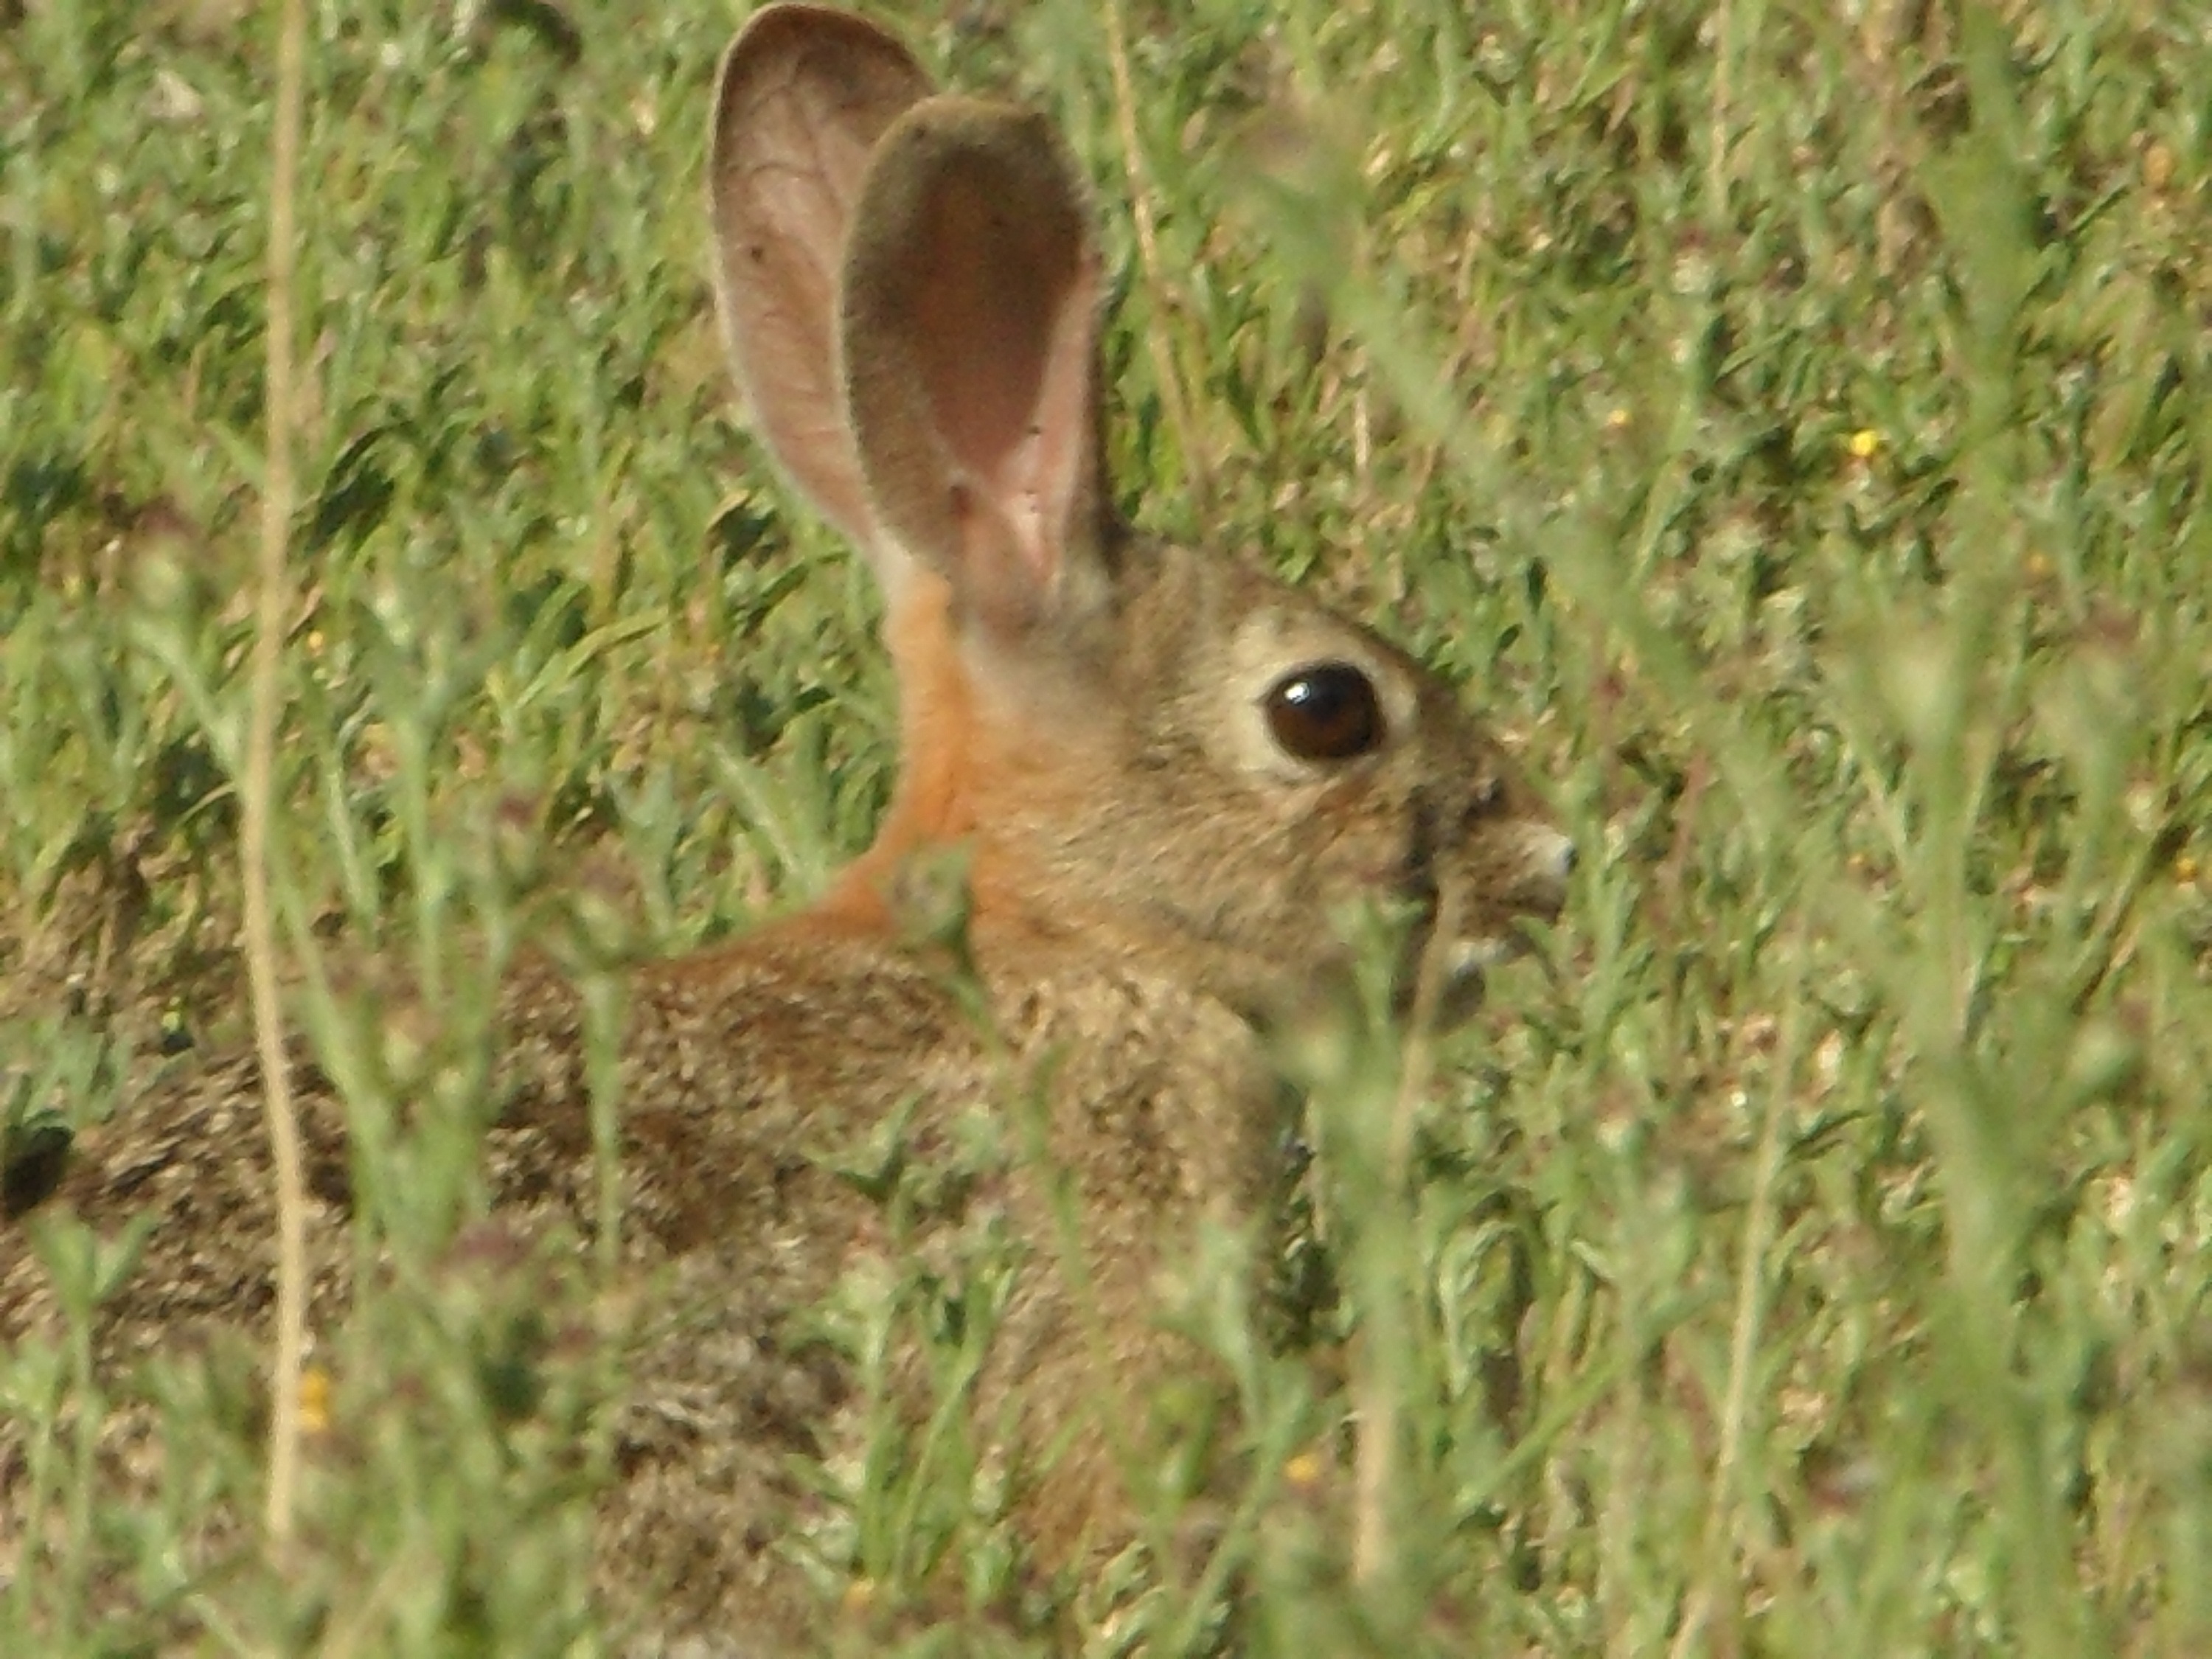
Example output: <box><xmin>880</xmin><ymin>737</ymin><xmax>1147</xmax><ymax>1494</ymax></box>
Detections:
<box><xmin>908</xmin><ymin>173</ymin><xmax>1096</xmax><ymax>601</ymax></box>
<box><xmin>709</xmin><ymin>9</ymin><xmax>932</xmax><ymax>568</ymax></box>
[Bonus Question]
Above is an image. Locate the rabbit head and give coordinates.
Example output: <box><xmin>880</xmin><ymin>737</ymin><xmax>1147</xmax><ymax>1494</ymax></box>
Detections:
<box><xmin>709</xmin><ymin>4</ymin><xmax>1571</xmax><ymax>1023</ymax></box>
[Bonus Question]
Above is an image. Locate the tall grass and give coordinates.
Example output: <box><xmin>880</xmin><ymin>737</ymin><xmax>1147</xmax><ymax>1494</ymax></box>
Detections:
<box><xmin>4</xmin><ymin>1</ymin><xmax>2208</xmax><ymax>1652</ymax></box>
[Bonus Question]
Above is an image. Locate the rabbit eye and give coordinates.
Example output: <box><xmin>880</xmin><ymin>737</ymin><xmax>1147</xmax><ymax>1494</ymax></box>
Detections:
<box><xmin>1264</xmin><ymin>661</ymin><xmax>1385</xmax><ymax>763</ymax></box>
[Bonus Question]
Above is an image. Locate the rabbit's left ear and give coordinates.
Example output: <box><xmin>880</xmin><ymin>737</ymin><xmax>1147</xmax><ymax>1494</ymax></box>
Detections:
<box><xmin>707</xmin><ymin>4</ymin><xmax>933</xmax><ymax>586</ymax></box>
<box><xmin>839</xmin><ymin>99</ymin><xmax>1117</xmax><ymax>641</ymax></box>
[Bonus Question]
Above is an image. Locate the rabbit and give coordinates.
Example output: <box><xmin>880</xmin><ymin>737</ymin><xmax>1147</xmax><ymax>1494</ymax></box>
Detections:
<box><xmin>0</xmin><ymin>3</ymin><xmax>1573</xmax><ymax>1649</ymax></box>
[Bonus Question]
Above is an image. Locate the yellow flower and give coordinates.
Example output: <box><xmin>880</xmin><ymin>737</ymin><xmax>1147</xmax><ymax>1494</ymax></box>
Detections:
<box><xmin>1847</xmin><ymin>428</ymin><xmax>1881</xmax><ymax>461</ymax></box>
<box><xmin>1284</xmin><ymin>1450</ymin><xmax>1326</xmax><ymax>1489</ymax></box>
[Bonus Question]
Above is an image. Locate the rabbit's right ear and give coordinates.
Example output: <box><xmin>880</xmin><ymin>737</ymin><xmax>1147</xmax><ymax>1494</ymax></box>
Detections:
<box><xmin>839</xmin><ymin>101</ymin><xmax>1116</xmax><ymax>644</ymax></box>
<box><xmin>707</xmin><ymin>4</ymin><xmax>933</xmax><ymax>597</ymax></box>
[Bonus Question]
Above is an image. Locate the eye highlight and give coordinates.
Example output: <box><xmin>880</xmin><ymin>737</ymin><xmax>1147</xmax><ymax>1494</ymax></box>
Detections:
<box><xmin>1262</xmin><ymin>661</ymin><xmax>1385</xmax><ymax>763</ymax></box>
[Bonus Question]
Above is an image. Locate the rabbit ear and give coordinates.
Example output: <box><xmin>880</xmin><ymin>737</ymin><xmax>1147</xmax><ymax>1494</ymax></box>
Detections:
<box><xmin>840</xmin><ymin>99</ymin><xmax>1116</xmax><ymax>641</ymax></box>
<box><xmin>707</xmin><ymin>5</ymin><xmax>933</xmax><ymax>591</ymax></box>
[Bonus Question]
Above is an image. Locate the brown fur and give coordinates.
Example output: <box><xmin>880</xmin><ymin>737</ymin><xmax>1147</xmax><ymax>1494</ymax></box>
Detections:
<box><xmin>0</xmin><ymin>7</ymin><xmax>1571</xmax><ymax>1649</ymax></box>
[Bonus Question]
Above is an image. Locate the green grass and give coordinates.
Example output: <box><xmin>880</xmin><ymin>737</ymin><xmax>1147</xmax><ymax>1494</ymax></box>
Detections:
<box><xmin>5</xmin><ymin>0</ymin><xmax>2212</xmax><ymax>1652</ymax></box>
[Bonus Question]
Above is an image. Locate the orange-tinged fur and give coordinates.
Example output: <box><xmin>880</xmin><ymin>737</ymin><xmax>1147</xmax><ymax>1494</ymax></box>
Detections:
<box><xmin>821</xmin><ymin>572</ymin><xmax>979</xmax><ymax>925</ymax></box>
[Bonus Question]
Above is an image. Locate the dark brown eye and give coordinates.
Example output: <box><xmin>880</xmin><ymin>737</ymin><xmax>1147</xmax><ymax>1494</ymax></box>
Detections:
<box><xmin>1264</xmin><ymin>661</ymin><xmax>1385</xmax><ymax>762</ymax></box>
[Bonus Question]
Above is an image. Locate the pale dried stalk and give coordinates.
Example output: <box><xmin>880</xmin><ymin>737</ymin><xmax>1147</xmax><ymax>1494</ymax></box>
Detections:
<box><xmin>1351</xmin><ymin>888</ymin><xmax>1459</xmax><ymax>1587</ymax></box>
<box><xmin>1099</xmin><ymin>0</ymin><xmax>1209</xmax><ymax>503</ymax></box>
<box><xmin>1668</xmin><ymin>965</ymin><xmax>1801</xmax><ymax>1659</ymax></box>
<box><xmin>249</xmin><ymin>0</ymin><xmax>311</xmax><ymax>1548</ymax></box>
<box><xmin>1708</xmin><ymin>0</ymin><xmax>1738</xmax><ymax>221</ymax></box>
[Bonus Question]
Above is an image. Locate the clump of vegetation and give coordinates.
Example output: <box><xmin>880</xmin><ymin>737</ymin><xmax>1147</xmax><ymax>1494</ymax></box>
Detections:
<box><xmin>3</xmin><ymin>1</ymin><xmax>2208</xmax><ymax>1653</ymax></box>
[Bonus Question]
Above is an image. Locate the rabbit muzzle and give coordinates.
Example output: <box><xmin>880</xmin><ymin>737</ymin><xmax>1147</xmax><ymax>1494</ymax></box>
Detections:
<box><xmin>1404</xmin><ymin>818</ymin><xmax>1575</xmax><ymax>1025</ymax></box>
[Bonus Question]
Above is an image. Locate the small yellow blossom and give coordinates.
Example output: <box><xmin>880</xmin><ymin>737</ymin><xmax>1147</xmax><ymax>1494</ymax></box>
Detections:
<box><xmin>299</xmin><ymin>1366</ymin><xmax>333</xmax><ymax>1436</ymax></box>
<box><xmin>1284</xmin><ymin>1450</ymin><xmax>1326</xmax><ymax>1490</ymax></box>
<box><xmin>1847</xmin><ymin>428</ymin><xmax>1882</xmax><ymax>461</ymax></box>
<box><xmin>1604</xmin><ymin>406</ymin><xmax>1632</xmax><ymax>432</ymax></box>
<box><xmin>2177</xmin><ymin>854</ymin><xmax>2200</xmax><ymax>886</ymax></box>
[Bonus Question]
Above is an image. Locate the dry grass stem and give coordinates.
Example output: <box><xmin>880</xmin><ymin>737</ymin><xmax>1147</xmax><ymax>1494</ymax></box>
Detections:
<box><xmin>1099</xmin><ymin>0</ymin><xmax>1210</xmax><ymax>505</ymax></box>
<box><xmin>246</xmin><ymin>0</ymin><xmax>311</xmax><ymax>1550</ymax></box>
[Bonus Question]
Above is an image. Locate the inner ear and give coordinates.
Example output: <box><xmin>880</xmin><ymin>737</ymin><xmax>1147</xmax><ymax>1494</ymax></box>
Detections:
<box><xmin>841</xmin><ymin>101</ymin><xmax>1113</xmax><ymax>641</ymax></box>
<box><xmin>706</xmin><ymin>7</ymin><xmax>933</xmax><ymax>576</ymax></box>
<box><xmin>908</xmin><ymin>167</ymin><xmax>1099</xmax><ymax>594</ymax></box>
